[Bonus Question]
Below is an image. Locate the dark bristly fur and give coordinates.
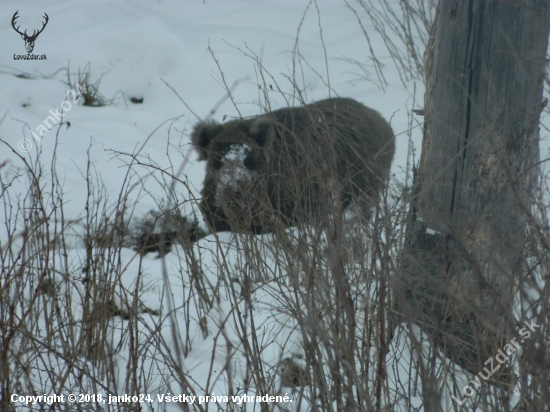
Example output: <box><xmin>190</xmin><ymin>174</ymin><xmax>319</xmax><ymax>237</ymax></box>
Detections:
<box><xmin>191</xmin><ymin>97</ymin><xmax>395</xmax><ymax>234</ymax></box>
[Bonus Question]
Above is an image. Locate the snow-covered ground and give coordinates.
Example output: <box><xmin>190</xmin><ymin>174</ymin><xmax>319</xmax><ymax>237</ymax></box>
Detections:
<box><xmin>1</xmin><ymin>0</ymin><xmax>421</xmax><ymax>213</ymax></box>
<box><xmin>1</xmin><ymin>1</ymin><xmax>547</xmax><ymax>411</ymax></box>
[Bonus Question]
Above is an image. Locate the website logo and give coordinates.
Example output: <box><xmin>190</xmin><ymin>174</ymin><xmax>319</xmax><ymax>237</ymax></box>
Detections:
<box><xmin>11</xmin><ymin>11</ymin><xmax>49</xmax><ymax>56</ymax></box>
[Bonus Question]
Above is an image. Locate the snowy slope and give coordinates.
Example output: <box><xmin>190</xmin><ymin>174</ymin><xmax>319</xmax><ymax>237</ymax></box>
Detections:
<box><xmin>1</xmin><ymin>0</ymin><xmax>420</xmax><ymax>222</ymax></box>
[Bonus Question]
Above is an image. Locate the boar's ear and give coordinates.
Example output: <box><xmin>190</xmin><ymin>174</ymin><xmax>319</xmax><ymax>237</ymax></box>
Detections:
<box><xmin>191</xmin><ymin>120</ymin><xmax>222</xmax><ymax>160</ymax></box>
<box><xmin>249</xmin><ymin>117</ymin><xmax>273</xmax><ymax>147</ymax></box>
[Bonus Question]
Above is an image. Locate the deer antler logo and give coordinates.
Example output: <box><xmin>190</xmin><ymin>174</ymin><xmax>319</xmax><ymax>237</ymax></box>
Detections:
<box><xmin>12</xmin><ymin>11</ymin><xmax>49</xmax><ymax>54</ymax></box>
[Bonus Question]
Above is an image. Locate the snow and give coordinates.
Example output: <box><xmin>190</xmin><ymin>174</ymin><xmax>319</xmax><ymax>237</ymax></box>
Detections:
<box><xmin>1</xmin><ymin>0</ymin><xmax>546</xmax><ymax>411</ymax></box>
<box><xmin>218</xmin><ymin>144</ymin><xmax>256</xmax><ymax>189</ymax></box>
<box><xmin>424</xmin><ymin>227</ymin><xmax>440</xmax><ymax>236</ymax></box>
<box><xmin>223</xmin><ymin>144</ymin><xmax>252</xmax><ymax>165</ymax></box>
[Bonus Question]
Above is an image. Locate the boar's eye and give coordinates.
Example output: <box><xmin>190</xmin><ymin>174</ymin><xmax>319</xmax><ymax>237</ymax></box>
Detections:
<box><xmin>211</xmin><ymin>153</ymin><xmax>223</xmax><ymax>170</ymax></box>
<box><xmin>243</xmin><ymin>155</ymin><xmax>256</xmax><ymax>170</ymax></box>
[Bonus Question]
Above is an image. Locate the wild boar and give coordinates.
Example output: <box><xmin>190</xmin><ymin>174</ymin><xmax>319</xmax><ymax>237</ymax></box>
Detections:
<box><xmin>191</xmin><ymin>97</ymin><xmax>395</xmax><ymax>234</ymax></box>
